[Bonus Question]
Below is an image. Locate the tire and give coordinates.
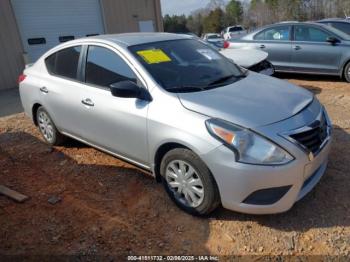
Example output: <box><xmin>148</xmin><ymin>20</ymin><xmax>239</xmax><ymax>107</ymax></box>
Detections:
<box><xmin>344</xmin><ymin>62</ymin><xmax>350</xmax><ymax>83</ymax></box>
<box><xmin>160</xmin><ymin>148</ymin><xmax>220</xmax><ymax>216</ymax></box>
<box><xmin>36</xmin><ymin>106</ymin><xmax>66</xmax><ymax>146</ymax></box>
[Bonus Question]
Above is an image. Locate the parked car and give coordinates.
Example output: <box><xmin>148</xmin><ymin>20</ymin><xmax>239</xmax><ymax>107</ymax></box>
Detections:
<box><xmin>19</xmin><ymin>33</ymin><xmax>332</xmax><ymax>215</ymax></box>
<box><xmin>318</xmin><ymin>18</ymin><xmax>350</xmax><ymax>35</ymax></box>
<box><xmin>226</xmin><ymin>22</ymin><xmax>350</xmax><ymax>82</ymax></box>
<box><xmin>222</xmin><ymin>25</ymin><xmax>247</xmax><ymax>40</ymax></box>
<box><xmin>202</xmin><ymin>33</ymin><xmax>225</xmax><ymax>48</ymax></box>
<box><xmin>220</xmin><ymin>48</ymin><xmax>275</xmax><ymax>76</ymax></box>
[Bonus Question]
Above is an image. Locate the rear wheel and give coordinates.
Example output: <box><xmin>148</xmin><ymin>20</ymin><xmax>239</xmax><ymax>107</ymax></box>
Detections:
<box><xmin>343</xmin><ymin>61</ymin><xmax>350</xmax><ymax>83</ymax></box>
<box><xmin>160</xmin><ymin>148</ymin><xmax>220</xmax><ymax>216</ymax></box>
<box><xmin>36</xmin><ymin>106</ymin><xmax>66</xmax><ymax>146</ymax></box>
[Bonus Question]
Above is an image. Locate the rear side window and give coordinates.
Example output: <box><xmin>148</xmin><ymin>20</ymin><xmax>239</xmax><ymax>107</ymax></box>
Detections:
<box><xmin>85</xmin><ymin>46</ymin><xmax>137</xmax><ymax>88</ymax></box>
<box><xmin>254</xmin><ymin>26</ymin><xmax>290</xmax><ymax>41</ymax></box>
<box><xmin>45</xmin><ymin>46</ymin><xmax>82</xmax><ymax>80</ymax></box>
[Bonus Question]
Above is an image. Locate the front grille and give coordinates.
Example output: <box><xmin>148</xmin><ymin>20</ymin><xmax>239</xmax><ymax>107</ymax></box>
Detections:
<box><xmin>290</xmin><ymin>113</ymin><xmax>328</xmax><ymax>155</ymax></box>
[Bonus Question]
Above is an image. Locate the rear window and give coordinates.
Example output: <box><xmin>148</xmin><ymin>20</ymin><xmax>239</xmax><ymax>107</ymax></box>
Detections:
<box><xmin>45</xmin><ymin>46</ymin><xmax>82</xmax><ymax>80</ymax></box>
<box><xmin>229</xmin><ymin>27</ymin><xmax>243</xmax><ymax>32</ymax></box>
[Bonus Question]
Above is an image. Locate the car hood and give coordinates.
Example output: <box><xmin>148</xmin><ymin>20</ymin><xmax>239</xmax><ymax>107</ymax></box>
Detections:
<box><xmin>177</xmin><ymin>72</ymin><xmax>313</xmax><ymax>128</ymax></box>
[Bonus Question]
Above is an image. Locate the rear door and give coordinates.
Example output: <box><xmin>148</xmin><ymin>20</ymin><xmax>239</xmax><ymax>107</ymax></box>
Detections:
<box><xmin>290</xmin><ymin>25</ymin><xmax>341</xmax><ymax>74</ymax></box>
<box><xmin>251</xmin><ymin>25</ymin><xmax>292</xmax><ymax>71</ymax></box>
<box><xmin>41</xmin><ymin>45</ymin><xmax>86</xmax><ymax>136</ymax></box>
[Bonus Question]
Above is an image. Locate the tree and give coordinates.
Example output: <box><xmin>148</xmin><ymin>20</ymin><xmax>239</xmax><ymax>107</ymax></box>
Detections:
<box><xmin>203</xmin><ymin>8</ymin><xmax>225</xmax><ymax>33</ymax></box>
<box><xmin>225</xmin><ymin>0</ymin><xmax>243</xmax><ymax>26</ymax></box>
<box><xmin>187</xmin><ymin>13</ymin><xmax>204</xmax><ymax>36</ymax></box>
<box><xmin>163</xmin><ymin>15</ymin><xmax>189</xmax><ymax>33</ymax></box>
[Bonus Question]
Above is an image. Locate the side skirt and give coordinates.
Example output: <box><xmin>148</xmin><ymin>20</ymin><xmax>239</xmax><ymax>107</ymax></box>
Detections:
<box><xmin>61</xmin><ymin>131</ymin><xmax>155</xmax><ymax>177</ymax></box>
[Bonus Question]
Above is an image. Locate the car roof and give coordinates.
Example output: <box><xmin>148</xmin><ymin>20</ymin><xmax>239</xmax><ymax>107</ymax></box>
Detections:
<box><xmin>81</xmin><ymin>32</ymin><xmax>193</xmax><ymax>47</ymax></box>
<box><xmin>318</xmin><ymin>18</ymin><xmax>350</xmax><ymax>23</ymax></box>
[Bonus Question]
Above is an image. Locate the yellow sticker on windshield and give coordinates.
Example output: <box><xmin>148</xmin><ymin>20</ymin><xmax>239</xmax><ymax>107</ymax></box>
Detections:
<box><xmin>137</xmin><ymin>49</ymin><xmax>172</xmax><ymax>64</ymax></box>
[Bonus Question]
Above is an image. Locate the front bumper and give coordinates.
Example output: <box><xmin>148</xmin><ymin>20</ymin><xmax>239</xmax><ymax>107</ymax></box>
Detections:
<box><xmin>201</xmin><ymin>102</ymin><xmax>332</xmax><ymax>215</ymax></box>
<box><xmin>202</xmin><ymin>138</ymin><xmax>331</xmax><ymax>214</ymax></box>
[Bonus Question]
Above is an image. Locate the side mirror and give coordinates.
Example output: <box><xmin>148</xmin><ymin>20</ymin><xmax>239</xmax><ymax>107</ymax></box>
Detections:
<box><xmin>110</xmin><ymin>80</ymin><xmax>140</xmax><ymax>98</ymax></box>
<box><xmin>326</xmin><ymin>36</ymin><xmax>340</xmax><ymax>45</ymax></box>
<box><xmin>110</xmin><ymin>80</ymin><xmax>152</xmax><ymax>101</ymax></box>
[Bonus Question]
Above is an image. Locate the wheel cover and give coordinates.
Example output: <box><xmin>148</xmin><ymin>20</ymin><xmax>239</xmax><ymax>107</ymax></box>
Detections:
<box><xmin>38</xmin><ymin>111</ymin><xmax>54</xmax><ymax>143</ymax></box>
<box><xmin>165</xmin><ymin>160</ymin><xmax>204</xmax><ymax>208</ymax></box>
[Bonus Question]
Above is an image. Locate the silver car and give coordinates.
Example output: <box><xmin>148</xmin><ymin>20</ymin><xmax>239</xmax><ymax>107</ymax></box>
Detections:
<box><xmin>19</xmin><ymin>33</ymin><xmax>332</xmax><ymax>215</ymax></box>
<box><xmin>227</xmin><ymin>22</ymin><xmax>350</xmax><ymax>82</ymax></box>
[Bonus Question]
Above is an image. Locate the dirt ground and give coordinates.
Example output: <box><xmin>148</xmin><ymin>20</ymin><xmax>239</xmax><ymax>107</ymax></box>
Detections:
<box><xmin>0</xmin><ymin>74</ymin><xmax>349</xmax><ymax>259</ymax></box>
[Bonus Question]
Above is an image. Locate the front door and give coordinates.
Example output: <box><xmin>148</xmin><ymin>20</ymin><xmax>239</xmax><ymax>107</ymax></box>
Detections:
<box><xmin>290</xmin><ymin>25</ymin><xmax>341</xmax><ymax>74</ymax></box>
<box><xmin>77</xmin><ymin>45</ymin><xmax>150</xmax><ymax>166</ymax></box>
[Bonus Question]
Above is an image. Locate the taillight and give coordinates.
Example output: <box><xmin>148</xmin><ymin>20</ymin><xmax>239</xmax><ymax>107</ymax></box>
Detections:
<box><xmin>18</xmin><ymin>74</ymin><xmax>26</xmax><ymax>84</ymax></box>
<box><xmin>223</xmin><ymin>41</ymin><xmax>230</xmax><ymax>49</ymax></box>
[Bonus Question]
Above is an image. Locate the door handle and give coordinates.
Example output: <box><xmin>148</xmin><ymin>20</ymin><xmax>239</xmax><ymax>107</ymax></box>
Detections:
<box><xmin>259</xmin><ymin>44</ymin><xmax>266</xmax><ymax>49</ymax></box>
<box><xmin>39</xmin><ymin>86</ymin><xmax>49</xmax><ymax>93</ymax></box>
<box><xmin>294</xmin><ymin>45</ymin><xmax>301</xmax><ymax>50</ymax></box>
<box><xmin>81</xmin><ymin>98</ymin><xmax>94</xmax><ymax>107</ymax></box>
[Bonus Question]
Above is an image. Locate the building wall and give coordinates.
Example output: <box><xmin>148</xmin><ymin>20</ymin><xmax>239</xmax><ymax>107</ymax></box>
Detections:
<box><xmin>101</xmin><ymin>0</ymin><xmax>163</xmax><ymax>33</ymax></box>
<box><xmin>0</xmin><ymin>0</ymin><xmax>24</xmax><ymax>90</ymax></box>
<box><xmin>0</xmin><ymin>0</ymin><xmax>163</xmax><ymax>90</ymax></box>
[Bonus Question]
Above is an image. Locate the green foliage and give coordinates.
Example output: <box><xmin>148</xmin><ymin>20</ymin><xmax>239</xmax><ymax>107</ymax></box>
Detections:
<box><xmin>225</xmin><ymin>0</ymin><xmax>243</xmax><ymax>26</ymax></box>
<box><xmin>203</xmin><ymin>8</ymin><xmax>225</xmax><ymax>33</ymax></box>
<box><xmin>163</xmin><ymin>14</ymin><xmax>189</xmax><ymax>33</ymax></box>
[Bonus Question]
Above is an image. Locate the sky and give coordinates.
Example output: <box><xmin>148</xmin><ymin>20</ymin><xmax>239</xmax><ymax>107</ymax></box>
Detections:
<box><xmin>160</xmin><ymin>0</ymin><xmax>214</xmax><ymax>16</ymax></box>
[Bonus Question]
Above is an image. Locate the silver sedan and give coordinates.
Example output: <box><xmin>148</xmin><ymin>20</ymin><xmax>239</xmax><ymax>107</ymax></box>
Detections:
<box><xmin>226</xmin><ymin>22</ymin><xmax>350</xmax><ymax>82</ymax></box>
<box><xmin>19</xmin><ymin>33</ymin><xmax>332</xmax><ymax>215</ymax></box>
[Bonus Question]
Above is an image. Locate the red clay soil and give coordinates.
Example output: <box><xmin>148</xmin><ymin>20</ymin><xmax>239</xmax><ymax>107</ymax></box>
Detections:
<box><xmin>0</xmin><ymin>75</ymin><xmax>349</xmax><ymax>258</ymax></box>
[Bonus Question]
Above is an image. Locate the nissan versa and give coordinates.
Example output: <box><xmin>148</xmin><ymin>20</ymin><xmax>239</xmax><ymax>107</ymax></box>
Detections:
<box><xmin>19</xmin><ymin>33</ymin><xmax>332</xmax><ymax>215</ymax></box>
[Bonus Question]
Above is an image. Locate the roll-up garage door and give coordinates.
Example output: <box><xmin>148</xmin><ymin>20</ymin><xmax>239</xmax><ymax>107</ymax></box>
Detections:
<box><xmin>11</xmin><ymin>0</ymin><xmax>105</xmax><ymax>63</ymax></box>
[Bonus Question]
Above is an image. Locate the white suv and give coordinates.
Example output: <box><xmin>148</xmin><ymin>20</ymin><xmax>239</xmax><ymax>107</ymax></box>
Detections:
<box><xmin>222</xmin><ymin>25</ymin><xmax>247</xmax><ymax>40</ymax></box>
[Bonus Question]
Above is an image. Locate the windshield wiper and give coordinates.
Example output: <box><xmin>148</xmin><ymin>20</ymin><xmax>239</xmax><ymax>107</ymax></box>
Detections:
<box><xmin>166</xmin><ymin>85</ymin><xmax>206</xmax><ymax>93</ymax></box>
<box><xmin>208</xmin><ymin>74</ymin><xmax>245</xmax><ymax>87</ymax></box>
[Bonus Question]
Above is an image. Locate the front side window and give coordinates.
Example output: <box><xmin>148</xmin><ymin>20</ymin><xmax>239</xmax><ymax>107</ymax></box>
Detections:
<box><xmin>294</xmin><ymin>26</ymin><xmax>331</xmax><ymax>42</ymax></box>
<box><xmin>45</xmin><ymin>46</ymin><xmax>82</xmax><ymax>80</ymax></box>
<box><xmin>331</xmin><ymin>22</ymin><xmax>350</xmax><ymax>35</ymax></box>
<box><xmin>85</xmin><ymin>46</ymin><xmax>137</xmax><ymax>88</ymax></box>
<box><xmin>254</xmin><ymin>26</ymin><xmax>291</xmax><ymax>41</ymax></box>
<box><xmin>128</xmin><ymin>39</ymin><xmax>245</xmax><ymax>93</ymax></box>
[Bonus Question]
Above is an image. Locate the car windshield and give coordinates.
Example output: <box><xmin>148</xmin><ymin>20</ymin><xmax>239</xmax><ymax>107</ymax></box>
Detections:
<box><xmin>229</xmin><ymin>27</ymin><xmax>243</xmax><ymax>32</ymax></box>
<box><xmin>128</xmin><ymin>39</ymin><xmax>245</xmax><ymax>93</ymax></box>
<box><xmin>207</xmin><ymin>34</ymin><xmax>221</xmax><ymax>39</ymax></box>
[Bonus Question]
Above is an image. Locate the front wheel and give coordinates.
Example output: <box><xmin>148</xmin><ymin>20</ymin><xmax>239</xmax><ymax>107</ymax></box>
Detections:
<box><xmin>160</xmin><ymin>148</ymin><xmax>220</xmax><ymax>216</ymax></box>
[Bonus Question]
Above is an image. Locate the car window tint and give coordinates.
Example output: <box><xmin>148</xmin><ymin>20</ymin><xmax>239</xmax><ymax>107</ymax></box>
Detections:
<box><xmin>332</xmin><ymin>22</ymin><xmax>350</xmax><ymax>35</ymax></box>
<box><xmin>254</xmin><ymin>26</ymin><xmax>290</xmax><ymax>41</ymax></box>
<box><xmin>229</xmin><ymin>26</ymin><xmax>243</xmax><ymax>32</ymax></box>
<box><xmin>85</xmin><ymin>46</ymin><xmax>137</xmax><ymax>88</ymax></box>
<box><xmin>45</xmin><ymin>46</ymin><xmax>81</xmax><ymax>80</ymax></box>
<box><xmin>295</xmin><ymin>26</ymin><xmax>330</xmax><ymax>42</ymax></box>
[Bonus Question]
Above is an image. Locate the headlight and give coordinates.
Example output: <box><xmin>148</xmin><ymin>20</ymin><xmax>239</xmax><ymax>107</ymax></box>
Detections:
<box><xmin>206</xmin><ymin>119</ymin><xmax>294</xmax><ymax>165</ymax></box>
